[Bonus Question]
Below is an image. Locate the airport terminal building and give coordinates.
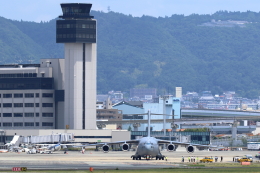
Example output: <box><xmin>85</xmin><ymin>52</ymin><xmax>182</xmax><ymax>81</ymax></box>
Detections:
<box><xmin>0</xmin><ymin>3</ymin><xmax>97</xmax><ymax>130</ymax></box>
<box><xmin>0</xmin><ymin>59</ymin><xmax>64</xmax><ymax>129</ymax></box>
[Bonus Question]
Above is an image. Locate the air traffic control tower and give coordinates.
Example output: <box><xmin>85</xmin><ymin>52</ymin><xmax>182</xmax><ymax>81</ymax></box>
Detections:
<box><xmin>56</xmin><ymin>3</ymin><xmax>96</xmax><ymax>129</ymax></box>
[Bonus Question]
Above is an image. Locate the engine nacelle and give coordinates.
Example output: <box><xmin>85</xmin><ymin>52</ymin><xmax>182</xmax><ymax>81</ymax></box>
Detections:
<box><xmin>186</xmin><ymin>145</ymin><xmax>195</xmax><ymax>153</ymax></box>
<box><xmin>102</xmin><ymin>145</ymin><xmax>109</xmax><ymax>153</ymax></box>
<box><xmin>167</xmin><ymin>144</ymin><xmax>175</xmax><ymax>152</ymax></box>
<box><xmin>122</xmin><ymin>143</ymin><xmax>129</xmax><ymax>151</ymax></box>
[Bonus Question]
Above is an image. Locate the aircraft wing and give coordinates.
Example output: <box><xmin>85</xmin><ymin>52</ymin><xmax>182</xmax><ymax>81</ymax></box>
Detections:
<box><xmin>73</xmin><ymin>139</ymin><xmax>140</xmax><ymax>148</ymax></box>
<box><xmin>156</xmin><ymin>139</ymin><xmax>211</xmax><ymax>147</ymax></box>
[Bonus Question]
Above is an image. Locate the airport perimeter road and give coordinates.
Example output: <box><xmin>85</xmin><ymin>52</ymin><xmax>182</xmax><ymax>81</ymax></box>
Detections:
<box><xmin>0</xmin><ymin>150</ymin><xmax>258</xmax><ymax>170</ymax></box>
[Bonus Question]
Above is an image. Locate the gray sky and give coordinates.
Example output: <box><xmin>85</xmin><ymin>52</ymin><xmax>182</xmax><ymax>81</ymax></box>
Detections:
<box><xmin>0</xmin><ymin>0</ymin><xmax>260</xmax><ymax>22</ymax></box>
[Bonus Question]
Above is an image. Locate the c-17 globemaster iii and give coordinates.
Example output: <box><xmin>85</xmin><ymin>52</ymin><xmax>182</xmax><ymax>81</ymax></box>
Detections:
<box><xmin>79</xmin><ymin>111</ymin><xmax>212</xmax><ymax>160</ymax></box>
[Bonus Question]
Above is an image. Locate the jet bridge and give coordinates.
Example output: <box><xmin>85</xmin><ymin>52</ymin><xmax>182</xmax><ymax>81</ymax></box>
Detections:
<box><xmin>7</xmin><ymin>133</ymin><xmax>74</xmax><ymax>146</ymax></box>
<box><xmin>23</xmin><ymin>133</ymin><xmax>74</xmax><ymax>144</ymax></box>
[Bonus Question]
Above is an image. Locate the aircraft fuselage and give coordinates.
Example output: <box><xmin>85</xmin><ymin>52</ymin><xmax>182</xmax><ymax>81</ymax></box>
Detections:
<box><xmin>135</xmin><ymin>137</ymin><xmax>161</xmax><ymax>158</ymax></box>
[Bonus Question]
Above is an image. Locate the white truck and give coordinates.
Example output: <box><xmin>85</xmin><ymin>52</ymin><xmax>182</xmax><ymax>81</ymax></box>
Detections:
<box><xmin>26</xmin><ymin>148</ymin><xmax>37</xmax><ymax>154</ymax></box>
<box><xmin>247</xmin><ymin>142</ymin><xmax>260</xmax><ymax>150</ymax></box>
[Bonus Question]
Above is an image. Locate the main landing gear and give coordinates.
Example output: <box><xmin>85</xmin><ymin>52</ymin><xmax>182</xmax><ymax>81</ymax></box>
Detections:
<box><xmin>131</xmin><ymin>155</ymin><xmax>141</xmax><ymax>160</ymax></box>
<box><xmin>155</xmin><ymin>155</ymin><xmax>165</xmax><ymax>160</ymax></box>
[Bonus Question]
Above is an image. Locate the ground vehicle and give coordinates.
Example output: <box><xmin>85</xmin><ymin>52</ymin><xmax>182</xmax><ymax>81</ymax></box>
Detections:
<box><xmin>40</xmin><ymin>150</ymin><xmax>53</xmax><ymax>154</ymax></box>
<box><xmin>247</xmin><ymin>142</ymin><xmax>260</xmax><ymax>150</ymax></box>
<box><xmin>26</xmin><ymin>148</ymin><xmax>37</xmax><ymax>154</ymax></box>
<box><xmin>238</xmin><ymin>155</ymin><xmax>253</xmax><ymax>162</ymax></box>
<box><xmin>200</xmin><ymin>157</ymin><xmax>213</xmax><ymax>163</ymax></box>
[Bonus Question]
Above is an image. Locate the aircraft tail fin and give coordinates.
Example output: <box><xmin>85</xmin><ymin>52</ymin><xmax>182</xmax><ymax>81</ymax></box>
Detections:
<box><xmin>148</xmin><ymin>110</ymin><xmax>151</xmax><ymax>137</ymax></box>
<box><xmin>59</xmin><ymin>134</ymin><xmax>61</xmax><ymax>144</ymax></box>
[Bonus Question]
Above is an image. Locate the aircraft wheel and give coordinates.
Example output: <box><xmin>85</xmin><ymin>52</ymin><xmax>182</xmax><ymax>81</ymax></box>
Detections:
<box><xmin>162</xmin><ymin>157</ymin><xmax>164</xmax><ymax>160</ymax></box>
<box><xmin>132</xmin><ymin>157</ymin><xmax>135</xmax><ymax>160</ymax></box>
<box><xmin>139</xmin><ymin>156</ymin><xmax>141</xmax><ymax>160</ymax></box>
<box><xmin>159</xmin><ymin>157</ymin><xmax>161</xmax><ymax>160</ymax></box>
<box><xmin>156</xmin><ymin>157</ymin><xmax>158</xmax><ymax>160</ymax></box>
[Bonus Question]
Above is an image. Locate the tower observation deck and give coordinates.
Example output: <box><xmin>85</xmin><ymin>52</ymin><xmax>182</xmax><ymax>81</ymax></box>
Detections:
<box><xmin>56</xmin><ymin>3</ymin><xmax>97</xmax><ymax>130</ymax></box>
<box><xmin>56</xmin><ymin>3</ymin><xmax>96</xmax><ymax>43</ymax></box>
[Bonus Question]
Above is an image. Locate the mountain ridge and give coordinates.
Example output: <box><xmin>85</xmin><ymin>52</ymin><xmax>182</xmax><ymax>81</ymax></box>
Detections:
<box><xmin>0</xmin><ymin>10</ymin><xmax>260</xmax><ymax>98</ymax></box>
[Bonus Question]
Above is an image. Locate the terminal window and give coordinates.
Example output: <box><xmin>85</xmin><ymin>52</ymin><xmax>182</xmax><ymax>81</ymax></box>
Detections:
<box><xmin>3</xmin><ymin>103</ymin><xmax>12</xmax><ymax>107</ymax></box>
<box><xmin>3</xmin><ymin>94</ymin><xmax>12</xmax><ymax>98</ymax></box>
<box><xmin>3</xmin><ymin>113</ymin><xmax>12</xmax><ymax>117</ymax></box>
<box><xmin>3</xmin><ymin>123</ymin><xmax>12</xmax><ymax>127</ymax></box>
<box><xmin>25</xmin><ymin>122</ymin><xmax>34</xmax><ymax>127</ymax></box>
<box><xmin>25</xmin><ymin>113</ymin><xmax>34</xmax><ymax>117</ymax></box>
<box><xmin>42</xmin><ymin>103</ymin><xmax>53</xmax><ymax>107</ymax></box>
<box><xmin>14</xmin><ymin>122</ymin><xmax>23</xmax><ymax>127</ymax></box>
<box><xmin>42</xmin><ymin>113</ymin><xmax>53</xmax><ymax>117</ymax></box>
<box><xmin>14</xmin><ymin>103</ymin><xmax>23</xmax><ymax>107</ymax></box>
<box><xmin>25</xmin><ymin>103</ymin><xmax>34</xmax><ymax>107</ymax></box>
<box><xmin>14</xmin><ymin>93</ymin><xmax>23</xmax><ymax>98</ymax></box>
<box><xmin>25</xmin><ymin>93</ymin><xmax>34</xmax><ymax>98</ymax></box>
<box><xmin>42</xmin><ymin>122</ymin><xmax>53</xmax><ymax>126</ymax></box>
<box><xmin>42</xmin><ymin>93</ymin><xmax>53</xmax><ymax>97</ymax></box>
<box><xmin>14</xmin><ymin>113</ymin><xmax>23</xmax><ymax>117</ymax></box>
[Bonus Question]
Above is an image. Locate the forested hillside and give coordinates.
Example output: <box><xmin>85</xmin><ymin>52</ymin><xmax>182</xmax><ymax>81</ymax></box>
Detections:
<box><xmin>1</xmin><ymin>11</ymin><xmax>260</xmax><ymax>98</ymax></box>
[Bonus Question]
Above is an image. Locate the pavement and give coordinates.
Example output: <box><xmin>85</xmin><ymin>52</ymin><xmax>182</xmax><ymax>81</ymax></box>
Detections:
<box><xmin>0</xmin><ymin>149</ymin><xmax>258</xmax><ymax>171</ymax></box>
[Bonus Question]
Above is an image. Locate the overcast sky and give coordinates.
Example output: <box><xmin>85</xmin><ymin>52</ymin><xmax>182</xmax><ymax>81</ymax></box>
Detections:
<box><xmin>0</xmin><ymin>0</ymin><xmax>260</xmax><ymax>22</ymax></box>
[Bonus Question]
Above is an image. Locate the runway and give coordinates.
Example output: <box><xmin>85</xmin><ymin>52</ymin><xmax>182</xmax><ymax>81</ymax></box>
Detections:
<box><xmin>0</xmin><ymin>149</ymin><xmax>258</xmax><ymax>171</ymax></box>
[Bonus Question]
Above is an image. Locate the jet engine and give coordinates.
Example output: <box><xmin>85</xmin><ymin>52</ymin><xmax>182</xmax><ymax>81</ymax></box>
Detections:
<box><xmin>186</xmin><ymin>145</ymin><xmax>195</xmax><ymax>153</ymax></box>
<box><xmin>167</xmin><ymin>144</ymin><xmax>175</xmax><ymax>152</ymax></box>
<box><xmin>102</xmin><ymin>145</ymin><xmax>110</xmax><ymax>153</ymax></box>
<box><xmin>122</xmin><ymin>143</ymin><xmax>129</xmax><ymax>151</ymax></box>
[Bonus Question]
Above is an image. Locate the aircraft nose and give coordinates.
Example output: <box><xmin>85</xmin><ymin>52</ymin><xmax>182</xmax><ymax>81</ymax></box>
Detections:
<box><xmin>144</xmin><ymin>145</ymin><xmax>153</xmax><ymax>153</ymax></box>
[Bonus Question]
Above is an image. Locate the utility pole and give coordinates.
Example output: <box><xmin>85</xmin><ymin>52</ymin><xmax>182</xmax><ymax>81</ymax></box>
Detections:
<box><xmin>161</xmin><ymin>95</ymin><xmax>169</xmax><ymax>137</ymax></box>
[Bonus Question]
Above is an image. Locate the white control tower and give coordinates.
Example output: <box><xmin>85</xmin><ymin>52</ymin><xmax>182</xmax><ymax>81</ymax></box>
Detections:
<box><xmin>56</xmin><ymin>3</ymin><xmax>96</xmax><ymax>129</ymax></box>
